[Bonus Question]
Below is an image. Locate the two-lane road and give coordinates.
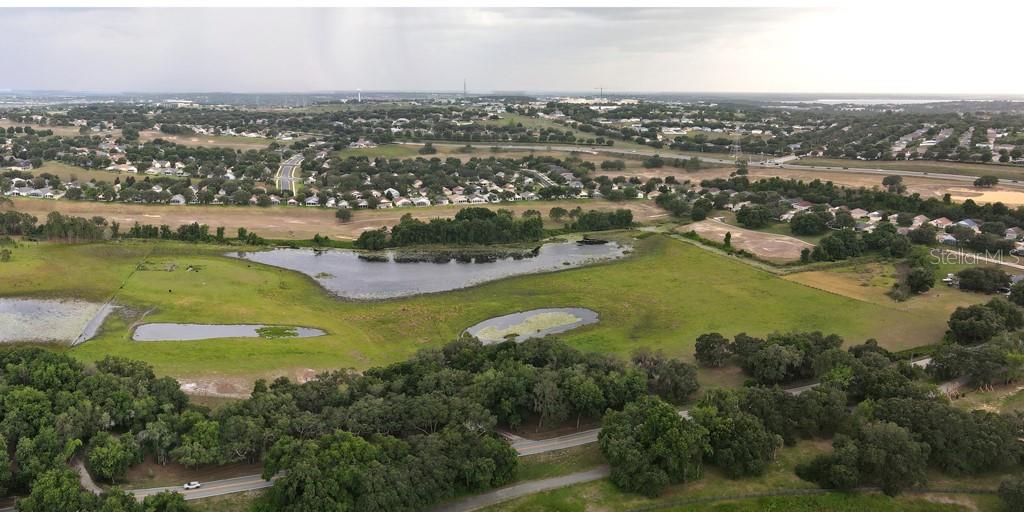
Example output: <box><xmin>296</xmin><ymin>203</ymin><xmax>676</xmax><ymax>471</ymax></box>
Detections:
<box><xmin>132</xmin><ymin>474</ymin><xmax>277</xmax><ymax>501</ymax></box>
<box><xmin>276</xmin><ymin>154</ymin><xmax>304</xmax><ymax>194</ymax></box>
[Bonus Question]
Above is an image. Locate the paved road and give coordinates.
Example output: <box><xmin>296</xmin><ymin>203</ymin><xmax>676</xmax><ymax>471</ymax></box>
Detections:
<box><xmin>414</xmin><ymin>142</ymin><xmax>1024</xmax><ymax>190</ymax></box>
<box><xmin>434</xmin><ymin>466</ymin><xmax>611</xmax><ymax>512</ymax></box>
<box><xmin>940</xmin><ymin>249</ymin><xmax>1024</xmax><ymax>271</ymax></box>
<box><xmin>276</xmin><ymin>154</ymin><xmax>304</xmax><ymax>194</ymax></box>
<box><xmin>132</xmin><ymin>474</ymin><xmax>277</xmax><ymax>501</ymax></box>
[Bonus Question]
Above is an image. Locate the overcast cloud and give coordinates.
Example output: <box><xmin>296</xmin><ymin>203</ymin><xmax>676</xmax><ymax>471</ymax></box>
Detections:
<box><xmin>1</xmin><ymin>6</ymin><xmax>1022</xmax><ymax>94</ymax></box>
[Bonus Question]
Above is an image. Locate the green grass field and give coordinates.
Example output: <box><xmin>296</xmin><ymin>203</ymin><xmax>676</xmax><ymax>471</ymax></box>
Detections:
<box><xmin>791</xmin><ymin>157</ymin><xmax>1024</xmax><ymax>181</ymax></box>
<box><xmin>34</xmin><ymin>161</ymin><xmax>134</xmax><ymax>183</ymax></box>
<box><xmin>0</xmin><ymin>234</ymin><xmax>953</xmax><ymax>385</ymax></box>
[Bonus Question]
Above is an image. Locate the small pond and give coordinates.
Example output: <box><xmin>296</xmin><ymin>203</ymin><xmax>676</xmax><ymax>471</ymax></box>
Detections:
<box><xmin>229</xmin><ymin>241</ymin><xmax>627</xmax><ymax>300</ymax></box>
<box><xmin>464</xmin><ymin>307</ymin><xmax>599</xmax><ymax>344</ymax></box>
<box><xmin>1</xmin><ymin>298</ymin><xmax>114</xmax><ymax>344</ymax></box>
<box><xmin>132</xmin><ymin>323</ymin><xmax>325</xmax><ymax>341</ymax></box>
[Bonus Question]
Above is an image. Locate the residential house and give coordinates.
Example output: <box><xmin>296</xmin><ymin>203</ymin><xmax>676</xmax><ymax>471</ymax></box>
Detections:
<box><xmin>956</xmin><ymin>219</ymin><xmax>980</xmax><ymax>232</ymax></box>
<box><xmin>169</xmin><ymin>194</ymin><xmax>186</xmax><ymax>205</ymax></box>
<box><xmin>929</xmin><ymin>217</ymin><xmax>953</xmax><ymax>229</ymax></box>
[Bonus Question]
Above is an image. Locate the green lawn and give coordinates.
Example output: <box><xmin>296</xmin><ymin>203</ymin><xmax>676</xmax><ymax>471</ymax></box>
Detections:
<box><xmin>1</xmin><ymin>235</ymin><xmax>951</xmax><ymax>383</ymax></box>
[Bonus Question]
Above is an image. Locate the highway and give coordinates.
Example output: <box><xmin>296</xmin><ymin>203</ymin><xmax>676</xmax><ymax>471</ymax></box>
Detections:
<box><xmin>275</xmin><ymin>154</ymin><xmax>304</xmax><ymax>194</ymax></box>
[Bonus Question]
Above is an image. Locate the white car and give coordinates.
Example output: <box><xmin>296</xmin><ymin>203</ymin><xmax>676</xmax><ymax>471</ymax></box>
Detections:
<box><xmin>183</xmin><ymin>481</ymin><xmax>201</xmax><ymax>490</ymax></box>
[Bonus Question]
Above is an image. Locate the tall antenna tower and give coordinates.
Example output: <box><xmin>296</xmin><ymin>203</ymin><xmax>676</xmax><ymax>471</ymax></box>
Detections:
<box><xmin>595</xmin><ymin>87</ymin><xmax>604</xmax><ymax>101</ymax></box>
<box><xmin>463</xmin><ymin>79</ymin><xmax>467</xmax><ymax>97</ymax></box>
<box><xmin>357</xmin><ymin>89</ymin><xmax>362</xmax><ymax>102</ymax></box>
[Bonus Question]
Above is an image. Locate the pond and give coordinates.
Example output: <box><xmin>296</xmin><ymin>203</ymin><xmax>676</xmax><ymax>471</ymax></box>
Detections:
<box><xmin>132</xmin><ymin>323</ymin><xmax>325</xmax><ymax>341</ymax></box>
<box><xmin>229</xmin><ymin>241</ymin><xmax>627</xmax><ymax>299</ymax></box>
<box><xmin>464</xmin><ymin>307</ymin><xmax>599</xmax><ymax>344</ymax></box>
<box><xmin>1</xmin><ymin>298</ymin><xmax>113</xmax><ymax>344</ymax></box>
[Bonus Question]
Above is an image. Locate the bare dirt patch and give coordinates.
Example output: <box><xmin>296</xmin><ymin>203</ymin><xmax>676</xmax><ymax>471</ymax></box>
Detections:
<box><xmin>178</xmin><ymin>367</ymin><xmax>319</xmax><ymax>399</ymax></box>
<box><xmin>682</xmin><ymin>219</ymin><xmax>812</xmax><ymax>262</ymax></box>
<box><xmin>138</xmin><ymin>130</ymin><xmax>271</xmax><ymax>149</ymax></box>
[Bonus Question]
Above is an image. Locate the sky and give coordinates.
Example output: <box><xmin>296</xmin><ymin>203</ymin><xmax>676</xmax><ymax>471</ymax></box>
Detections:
<box><xmin>2</xmin><ymin>6</ymin><xmax>1023</xmax><ymax>95</ymax></box>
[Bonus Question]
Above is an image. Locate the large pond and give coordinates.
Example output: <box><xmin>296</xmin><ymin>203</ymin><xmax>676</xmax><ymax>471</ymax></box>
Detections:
<box><xmin>132</xmin><ymin>323</ymin><xmax>325</xmax><ymax>341</ymax></box>
<box><xmin>229</xmin><ymin>241</ymin><xmax>627</xmax><ymax>299</ymax></box>
<box><xmin>465</xmin><ymin>307</ymin><xmax>599</xmax><ymax>344</ymax></box>
<box><xmin>1</xmin><ymin>298</ymin><xmax>114</xmax><ymax>344</ymax></box>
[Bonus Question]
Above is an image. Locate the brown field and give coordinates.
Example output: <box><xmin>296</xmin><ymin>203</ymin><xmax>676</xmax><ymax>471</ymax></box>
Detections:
<box><xmin>138</xmin><ymin>131</ymin><xmax>271</xmax><ymax>149</ymax></box>
<box><xmin>681</xmin><ymin>219</ymin><xmax>812</xmax><ymax>262</ymax></box>
<box><xmin>10</xmin><ymin>197</ymin><xmax>667</xmax><ymax>240</ymax></box>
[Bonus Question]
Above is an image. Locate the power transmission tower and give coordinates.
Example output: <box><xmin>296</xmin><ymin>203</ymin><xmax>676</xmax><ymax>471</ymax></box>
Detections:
<box><xmin>730</xmin><ymin>138</ymin><xmax>743</xmax><ymax>159</ymax></box>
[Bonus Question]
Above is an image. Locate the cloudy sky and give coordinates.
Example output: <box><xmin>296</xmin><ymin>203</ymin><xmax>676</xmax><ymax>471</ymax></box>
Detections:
<box><xmin>2</xmin><ymin>6</ymin><xmax>1022</xmax><ymax>95</ymax></box>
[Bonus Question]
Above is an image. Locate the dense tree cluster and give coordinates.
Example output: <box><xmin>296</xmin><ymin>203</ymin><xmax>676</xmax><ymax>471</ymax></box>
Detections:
<box><xmin>695</xmin><ymin>331</ymin><xmax>844</xmax><ymax>385</ymax></box>
<box><xmin>810</xmin><ymin>224</ymin><xmax>911</xmax><ymax>262</ymax></box>
<box><xmin>599</xmin><ymin>395</ymin><xmax>707</xmax><ymax>497</ymax></box>
<box><xmin>0</xmin><ymin>211</ymin><xmax>105</xmax><ymax>242</ymax></box>
<box><xmin>946</xmin><ymin>297</ymin><xmax>1023</xmax><ymax>344</ymax></box>
<box><xmin>0</xmin><ymin>348</ymin><xmax>189</xmax><ymax>500</ymax></box>
<box><xmin>355</xmin><ymin>208</ymin><xmax>544</xmax><ymax>249</ymax></box>
<box><xmin>956</xmin><ymin>266</ymin><xmax>1011</xmax><ymax>293</ymax></box>
<box><xmin>1</xmin><ymin>336</ymin><xmax>700</xmax><ymax>510</ymax></box>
